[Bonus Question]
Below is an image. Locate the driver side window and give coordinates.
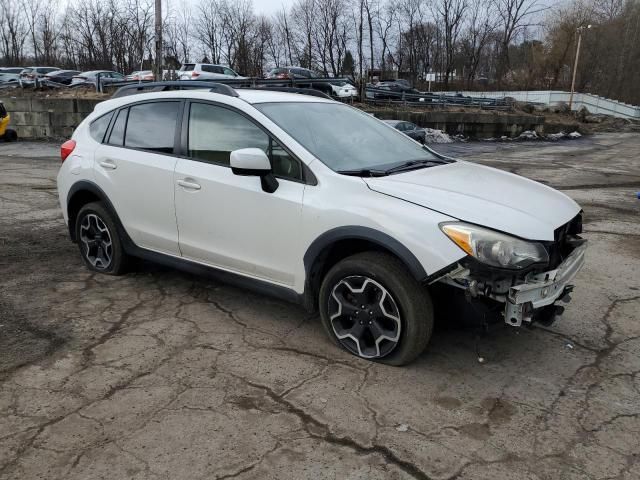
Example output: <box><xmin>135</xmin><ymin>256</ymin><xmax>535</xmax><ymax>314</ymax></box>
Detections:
<box><xmin>187</xmin><ymin>103</ymin><xmax>303</xmax><ymax>181</ymax></box>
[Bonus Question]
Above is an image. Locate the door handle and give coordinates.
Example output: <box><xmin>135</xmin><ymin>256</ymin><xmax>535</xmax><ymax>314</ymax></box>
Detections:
<box><xmin>99</xmin><ymin>160</ymin><xmax>117</xmax><ymax>170</ymax></box>
<box><xmin>177</xmin><ymin>179</ymin><xmax>201</xmax><ymax>190</ymax></box>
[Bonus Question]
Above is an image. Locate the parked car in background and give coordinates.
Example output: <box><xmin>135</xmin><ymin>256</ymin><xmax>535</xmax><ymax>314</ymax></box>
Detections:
<box><xmin>71</xmin><ymin>71</ymin><xmax>125</xmax><ymax>87</ymax></box>
<box><xmin>383</xmin><ymin>120</ymin><xmax>426</xmax><ymax>143</ymax></box>
<box><xmin>265</xmin><ymin>67</ymin><xmax>334</xmax><ymax>96</ymax></box>
<box><xmin>0</xmin><ymin>69</ymin><xmax>22</xmax><ymax>85</ymax></box>
<box><xmin>19</xmin><ymin>67</ymin><xmax>59</xmax><ymax>86</ymax></box>
<box><xmin>178</xmin><ymin>64</ymin><xmax>244</xmax><ymax>80</ymax></box>
<box><xmin>44</xmin><ymin>70</ymin><xmax>81</xmax><ymax>85</ymax></box>
<box><xmin>367</xmin><ymin>82</ymin><xmax>432</xmax><ymax>102</ymax></box>
<box><xmin>125</xmin><ymin>70</ymin><xmax>154</xmax><ymax>81</ymax></box>
<box><xmin>329</xmin><ymin>81</ymin><xmax>358</xmax><ymax>99</ymax></box>
<box><xmin>381</xmin><ymin>78</ymin><xmax>411</xmax><ymax>89</ymax></box>
<box><xmin>265</xmin><ymin>67</ymin><xmax>321</xmax><ymax>80</ymax></box>
<box><xmin>0</xmin><ymin>67</ymin><xmax>24</xmax><ymax>73</ymax></box>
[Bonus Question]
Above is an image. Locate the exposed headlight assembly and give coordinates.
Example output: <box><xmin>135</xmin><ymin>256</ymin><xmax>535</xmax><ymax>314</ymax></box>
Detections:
<box><xmin>440</xmin><ymin>222</ymin><xmax>549</xmax><ymax>269</ymax></box>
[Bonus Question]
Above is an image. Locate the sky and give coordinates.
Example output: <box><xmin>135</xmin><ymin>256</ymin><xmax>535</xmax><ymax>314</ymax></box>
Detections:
<box><xmin>252</xmin><ymin>0</ymin><xmax>291</xmax><ymax>15</ymax></box>
<box><xmin>181</xmin><ymin>0</ymin><xmax>293</xmax><ymax>15</ymax></box>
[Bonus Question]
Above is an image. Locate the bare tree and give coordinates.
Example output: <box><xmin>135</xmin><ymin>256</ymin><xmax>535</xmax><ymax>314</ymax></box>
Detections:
<box><xmin>433</xmin><ymin>0</ymin><xmax>468</xmax><ymax>86</ymax></box>
<box><xmin>461</xmin><ymin>0</ymin><xmax>497</xmax><ymax>86</ymax></box>
<box><xmin>493</xmin><ymin>0</ymin><xmax>546</xmax><ymax>85</ymax></box>
<box><xmin>1</xmin><ymin>0</ymin><xmax>29</xmax><ymax>64</ymax></box>
<box><xmin>292</xmin><ymin>0</ymin><xmax>316</xmax><ymax>68</ymax></box>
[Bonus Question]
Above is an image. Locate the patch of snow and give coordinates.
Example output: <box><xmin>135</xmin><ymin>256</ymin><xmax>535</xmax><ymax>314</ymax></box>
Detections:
<box><xmin>568</xmin><ymin>131</ymin><xmax>582</xmax><ymax>139</ymax></box>
<box><xmin>424</xmin><ymin>128</ymin><xmax>453</xmax><ymax>144</ymax></box>
<box><xmin>517</xmin><ymin>130</ymin><xmax>538</xmax><ymax>140</ymax></box>
<box><xmin>396</xmin><ymin>424</ymin><xmax>410</xmax><ymax>432</ymax></box>
<box><xmin>546</xmin><ymin>132</ymin><xmax>566</xmax><ymax>141</ymax></box>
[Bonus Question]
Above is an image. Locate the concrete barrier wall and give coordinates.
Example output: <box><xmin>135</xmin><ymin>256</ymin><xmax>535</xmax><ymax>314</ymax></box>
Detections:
<box><xmin>2</xmin><ymin>96</ymin><xmax>545</xmax><ymax>140</ymax></box>
<box><xmin>0</xmin><ymin>97</ymin><xmax>101</xmax><ymax>139</ymax></box>
<box><xmin>449</xmin><ymin>90</ymin><xmax>640</xmax><ymax>120</ymax></box>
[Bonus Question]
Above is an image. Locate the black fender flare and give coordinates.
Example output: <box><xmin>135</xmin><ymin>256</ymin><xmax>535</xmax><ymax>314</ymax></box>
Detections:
<box><xmin>303</xmin><ymin>226</ymin><xmax>428</xmax><ymax>281</ymax></box>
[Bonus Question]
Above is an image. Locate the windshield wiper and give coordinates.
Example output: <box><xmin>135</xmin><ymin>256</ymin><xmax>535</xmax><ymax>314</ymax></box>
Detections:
<box><xmin>337</xmin><ymin>168</ymin><xmax>388</xmax><ymax>177</ymax></box>
<box><xmin>384</xmin><ymin>159</ymin><xmax>448</xmax><ymax>175</ymax></box>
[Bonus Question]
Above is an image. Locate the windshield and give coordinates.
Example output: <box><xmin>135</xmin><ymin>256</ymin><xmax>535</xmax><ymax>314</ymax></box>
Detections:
<box><xmin>254</xmin><ymin>102</ymin><xmax>438</xmax><ymax>172</ymax></box>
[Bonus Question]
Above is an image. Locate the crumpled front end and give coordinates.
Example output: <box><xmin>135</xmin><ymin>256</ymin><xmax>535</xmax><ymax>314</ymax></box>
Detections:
<box><xmin>435</xmin><ymin>214</ymin><xmax>587</xmax><ymax>327</ymax></box>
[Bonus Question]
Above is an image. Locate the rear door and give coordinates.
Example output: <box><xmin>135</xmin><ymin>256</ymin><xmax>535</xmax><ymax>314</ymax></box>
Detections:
<box><xmin>93</xmin><ymin>100</ymin><xmax>182</xmax><ymax>255</ymax></box>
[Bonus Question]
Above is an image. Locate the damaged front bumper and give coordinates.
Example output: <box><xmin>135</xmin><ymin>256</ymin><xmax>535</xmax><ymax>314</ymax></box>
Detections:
<box><xmin>438</xmin><ymin>242</ymin><xmax>587</xmax><ymax>327</ymax></box>
<box><xmin>504</xmin><ymin>243</ymin><xmax>586</xmax><ymax>326</ymax></box>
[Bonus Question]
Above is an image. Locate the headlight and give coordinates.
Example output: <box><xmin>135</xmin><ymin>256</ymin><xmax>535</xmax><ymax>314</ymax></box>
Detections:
<box><xmin>440</xmin><ymin>222</ymin><xmax>548</xmax><ymax>269</ymax></box>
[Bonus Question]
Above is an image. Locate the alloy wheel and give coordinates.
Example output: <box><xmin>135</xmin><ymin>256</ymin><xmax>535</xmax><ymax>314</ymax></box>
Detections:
<box><xmin>79</xmin><ymin>213</ymin><xmax>113</xmax><ymax>269</ymax></box>
<box><xmin>328</xmin><ymin>275</ymin><xmax>402</xmax><ymax>359</ymax></box>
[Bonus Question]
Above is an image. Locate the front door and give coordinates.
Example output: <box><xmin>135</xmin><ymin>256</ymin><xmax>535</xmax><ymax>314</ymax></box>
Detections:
<box><xmin>174</xmin><ymin>102</ymin><xmax>306</xmax><ymax>286</ymax></box>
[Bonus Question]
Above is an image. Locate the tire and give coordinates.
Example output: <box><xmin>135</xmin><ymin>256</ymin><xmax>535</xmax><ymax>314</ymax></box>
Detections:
<box><xmin>75</xmin><ymin>202</ymin><xmax>128</xmax><ymax>275</ymax></box>
<box><xmin>4</xmin><ymin>129</ymin><xmax>17</xmax><ymax>142</ymax></box>
<box><xmin>319</xmin><ymin>252</ymin><xmax>433</xmax><ymax>366</ymax></box>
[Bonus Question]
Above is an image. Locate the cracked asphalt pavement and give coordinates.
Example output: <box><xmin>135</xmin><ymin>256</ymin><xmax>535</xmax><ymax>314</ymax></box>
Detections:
<box><xmin>1</xmin><ymin>134</ymin><xmax>639</xmax><ymax>480</ymax></box>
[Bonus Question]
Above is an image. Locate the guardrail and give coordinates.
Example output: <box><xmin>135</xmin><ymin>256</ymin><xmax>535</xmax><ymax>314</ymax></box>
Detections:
<box><xmin>102</xmin><ymin>78</ymin><xmax>511</xmax><ymax>110</ymax></box>
<box><xmin>453</xmin><ymin>90</ymin><xmax>640</xmax><ymax>119</ymax></box>
<box><xmin>2</xmin><ymin>76</ymin><xmax>511</xmax><ymax>111</ymax></box>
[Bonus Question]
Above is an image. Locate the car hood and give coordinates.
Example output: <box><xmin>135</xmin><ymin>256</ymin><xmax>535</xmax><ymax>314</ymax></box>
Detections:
<box><xmin>364</xmin><ymin>161</ymin><xmax>580</xmax><ymax>241</ymax></box>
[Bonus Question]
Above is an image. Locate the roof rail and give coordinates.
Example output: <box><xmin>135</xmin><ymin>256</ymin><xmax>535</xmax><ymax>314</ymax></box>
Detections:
<box><xmin>236</xmin><ymin>86</ymin><xmax>332</xmax><ymax>99</ymax></box>
<box><xmin>111</xmin><ymin>81</ymin><xmax>239</xmax><ymax>99</ymax></box>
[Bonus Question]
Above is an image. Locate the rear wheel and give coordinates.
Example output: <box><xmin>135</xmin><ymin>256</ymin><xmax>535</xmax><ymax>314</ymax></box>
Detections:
<box><xmin>319</xmin><ymin>252</ymin><xmax>433</xmax><ymax>365</ymax></box>
<box><xmin>75</xmin><ymin>202</ymin><xmax>128</xmax><ymax>275</ymax></box>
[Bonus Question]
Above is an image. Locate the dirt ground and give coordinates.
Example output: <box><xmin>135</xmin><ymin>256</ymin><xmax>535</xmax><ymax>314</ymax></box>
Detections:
<box><xmin>1</xmin><ymin>135</ymin><xmax>639</xmax><ymax>480</ymax></box>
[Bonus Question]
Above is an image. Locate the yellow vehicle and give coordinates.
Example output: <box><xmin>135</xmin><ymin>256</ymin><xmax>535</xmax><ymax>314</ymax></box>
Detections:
<box><xmin>0</xmin><ymin>101</ymin><xmax>18</xmax><ymax>142</ymax></box>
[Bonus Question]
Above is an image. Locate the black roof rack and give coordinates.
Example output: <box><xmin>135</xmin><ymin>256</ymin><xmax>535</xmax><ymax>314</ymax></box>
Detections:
<box><xmin>236</xmin><ymin>86</ymin><xmax>332</xmax><ymax>99</ymax></box>
<box><xmin>111</xmin><ymin>81</ymin><xmax>239</xmax><ymax>99</ymax></box>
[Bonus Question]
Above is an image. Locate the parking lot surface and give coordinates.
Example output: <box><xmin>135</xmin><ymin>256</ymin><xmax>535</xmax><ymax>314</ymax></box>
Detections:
<box><xmin>1</xmin><ymin>135</ymin><xmax>639</xmax><ymax>480</ymax></box>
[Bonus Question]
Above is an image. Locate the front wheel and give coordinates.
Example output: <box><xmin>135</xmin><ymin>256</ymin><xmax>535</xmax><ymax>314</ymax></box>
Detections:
<box><xmin>319</xmin><ymin>252</ymin><xmax>433</xmax><ymax>365</ymax></box>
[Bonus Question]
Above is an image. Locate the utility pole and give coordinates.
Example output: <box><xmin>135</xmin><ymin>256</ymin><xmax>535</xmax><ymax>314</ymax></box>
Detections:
<box><xmin>154</xmin><ymin>0</ymin><xmax>162</xmax><ymax>81</ymax></box>
<box><xmin>569</xmin><ymin>25</ymin><xmax>592</xmax><ymax>111</ymax></box>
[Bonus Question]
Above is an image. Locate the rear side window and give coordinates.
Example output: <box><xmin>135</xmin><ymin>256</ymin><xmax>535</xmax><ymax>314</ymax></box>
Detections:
<box><xmin>108</xmin><ymin>109</ymin><xmax>128</xmax><ymax>146</ymax></box>
<box><xmin>202</xmin><ymin>65</ymin><xmax>224</xmax><ymax>74</ymax></box>
<box><xmin>181</xmin><ymin>64</ymin><xmax>195</xmax><ymax>71</ymax></box>
<box><xmin>124</xmin><ymin>102</ymin><xmax>179</xmax><ymax>153</ymax></box>
<box><xmin>89</xmin><ymin>111</ymin><xmax>114</xmax><ymax>143</ymax></box>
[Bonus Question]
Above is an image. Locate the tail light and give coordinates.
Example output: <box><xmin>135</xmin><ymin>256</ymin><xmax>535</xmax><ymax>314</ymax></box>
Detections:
<box><xmin>191</xmin><ymin>71</ymin><xmax>200</xmax><ymax>78</ymax></box>
<box><xmin>61</xmin><ymin>139</ymin><xmax>76</xmax><ymax>162</ymax></box>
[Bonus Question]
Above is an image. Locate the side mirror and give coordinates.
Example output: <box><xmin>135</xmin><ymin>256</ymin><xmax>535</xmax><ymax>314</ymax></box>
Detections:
<box><xmin>230</xmin><ymin>148</ymin><xmax>279</xmax><ymax>193</ymax></box>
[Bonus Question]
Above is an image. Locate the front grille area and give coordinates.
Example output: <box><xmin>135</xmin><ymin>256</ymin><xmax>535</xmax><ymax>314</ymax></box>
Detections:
<box><xmin>547</xmin><ymin>212</ymin><xmax>583</xmax><ymax>269</ymax></box>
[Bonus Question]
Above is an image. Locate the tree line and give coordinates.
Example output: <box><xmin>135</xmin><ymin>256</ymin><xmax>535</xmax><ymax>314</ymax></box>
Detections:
<box><xmin>1</xmin><ymin>0</ymin><xmax>639</xmax><ymax>104</ymax></box>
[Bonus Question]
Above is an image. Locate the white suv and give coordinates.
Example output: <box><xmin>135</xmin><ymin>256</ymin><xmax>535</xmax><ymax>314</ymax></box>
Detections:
<box><xmin>178</xmin><ymin>63</ymin><xmax>245</xmax><ymax>81</ymax></box>
<box><xmin>57</xmin><ymin>84</ymin><xmax>586</xmax><ymax>365</ymax></box>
